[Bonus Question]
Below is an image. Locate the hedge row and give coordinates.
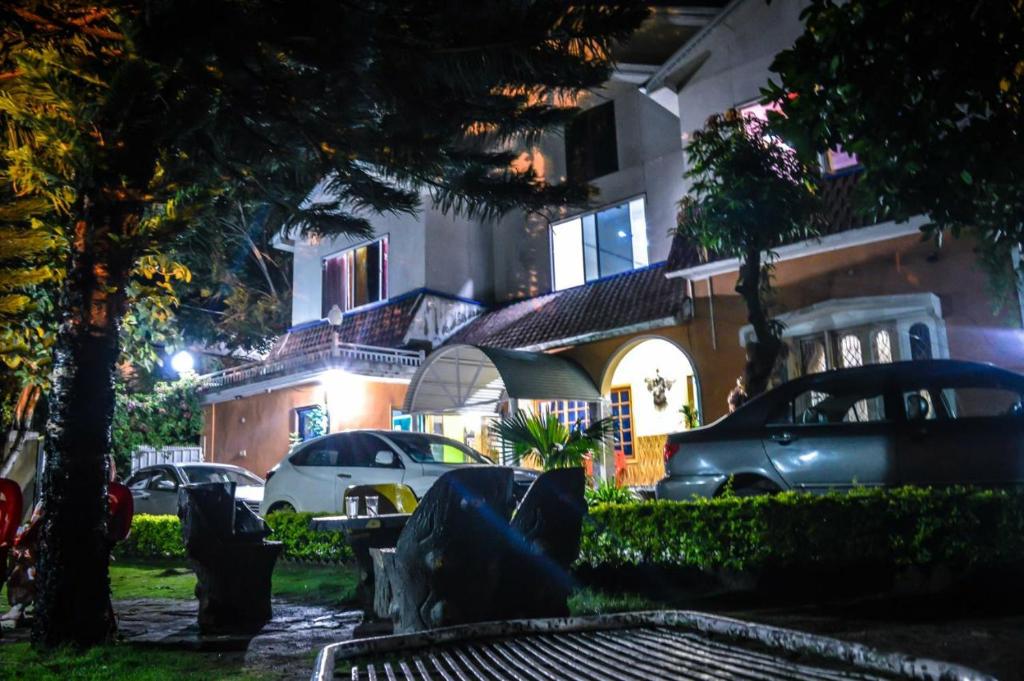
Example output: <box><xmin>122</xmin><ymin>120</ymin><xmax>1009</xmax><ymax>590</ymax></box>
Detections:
<box><xmin>115</xmin><ymin>512</ymin><xmax>353</xmax><ymax>563</ymax></box>
<box><xmin>579</xmin><ymin>486</ymin><xmax>1024</xmax><ymax>572</ymax></box>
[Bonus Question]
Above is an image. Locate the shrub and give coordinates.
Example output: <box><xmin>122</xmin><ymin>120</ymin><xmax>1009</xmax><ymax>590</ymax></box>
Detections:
<box><xmin>580</xmin><ymin>486</ymin><xmax>1024</xmax><ymax>572</ymax></box>
<box><xmin>115</xmin><ymin>512</ymin><xmax>353</xmax><ymax>563</ymax></box>
<box><xmin>585</xmin><ymin>481</ymin><xmax>639</xmax><ymax>507</ymax></box>
<box><xmin>117</xmin><ymin>514</ymin><xmax>186</xmax><ymax>559</ymax></box>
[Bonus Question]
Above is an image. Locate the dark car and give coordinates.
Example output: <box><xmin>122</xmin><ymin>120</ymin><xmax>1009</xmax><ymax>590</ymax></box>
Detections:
<box><xmin>126</xmin><ymin>463</ymin><xmax>264</xmax><ymax>515</ymax></box>
<box><xmin>656</xmin><ymin>360</ymin><xmax>1024</xmax><ymax>499</ymax></box>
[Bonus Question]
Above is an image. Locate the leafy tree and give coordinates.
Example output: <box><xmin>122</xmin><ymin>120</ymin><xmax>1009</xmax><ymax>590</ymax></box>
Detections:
<box><xmin>110</xmin><ymin>377</ymin><xmax>202</xmax><ymax>477</ymax></box>
<box><xmin>766</xmin><ymin>0</ymin><xmax>1024</xmax><ymax>291</ymax></box>
<box><xmin>677</xmin><ymin>112</ymin><xmax>823</xmax><ymax>403</ymax></box>
<box><xmin>493</xmin><ymin>410</ymin><xmax>616</xmax><ymax>470</ymax></box>
<box><xmin>0</xmin><ymin>1</ymin><xmax>647</xmax><ymax>646</ymax></box>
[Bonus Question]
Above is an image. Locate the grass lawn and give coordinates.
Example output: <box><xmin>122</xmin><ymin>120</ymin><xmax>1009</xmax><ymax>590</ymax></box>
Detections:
<box><xmin>108</xmin><ymin>559</ymin><xmax>358</xmax><ymax>606</ymax></box>
<box><xmin>0</xmin><ymin>643</ymin><xmax>270</xmax><ymax>681</ymax></box>
<box><xmin>568</xmin><ymin>587</ymin><xmax>654</xmax><ymax>616</ymax></box>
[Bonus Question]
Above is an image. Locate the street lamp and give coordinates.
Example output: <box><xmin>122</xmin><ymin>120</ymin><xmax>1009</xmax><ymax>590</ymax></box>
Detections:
<box><xmin>170</xmin><ymin>350</ymin><xmax>195</xmax><ymax>376</ymax></box>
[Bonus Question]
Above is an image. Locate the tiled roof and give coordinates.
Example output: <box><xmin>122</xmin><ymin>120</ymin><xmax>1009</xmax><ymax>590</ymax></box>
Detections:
<box><xmin>269</xmin><ymin>294</ymin><xmax>421</xmax><ymax>359</ymax></box>
<box><xmin>447</xmin><ymin>263</ymin><xmax>686</xmax><ymax>350</ymax></box>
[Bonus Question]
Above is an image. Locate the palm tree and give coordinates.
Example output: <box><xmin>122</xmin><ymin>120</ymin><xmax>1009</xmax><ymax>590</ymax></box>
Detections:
<box><xmin>493</xmin><ymin>410</ymin><xmax>616</xmax><ymax>471</ymax></box>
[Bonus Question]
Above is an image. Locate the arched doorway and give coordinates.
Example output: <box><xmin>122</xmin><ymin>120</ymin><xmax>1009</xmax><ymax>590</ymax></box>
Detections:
<box><xmin>601</xmin><ymin>337</ymin><xmax>699</xmax><ymax>486</ymax></box>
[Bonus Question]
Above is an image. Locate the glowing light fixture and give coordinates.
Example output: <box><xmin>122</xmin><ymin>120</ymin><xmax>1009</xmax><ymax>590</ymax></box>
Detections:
<box><xmin>170</xmin><ymin>350</ymin><xmax>195</xmax><ymax>376</ymax></box>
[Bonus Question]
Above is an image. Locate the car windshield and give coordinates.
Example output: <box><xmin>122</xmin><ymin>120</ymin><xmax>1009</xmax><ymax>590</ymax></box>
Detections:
<box><xmin>385</xmin><ymin>433</ymin><xmax>488</xmax><ymax>465</ymax></box>
<box><xmin>181</xmin><ymin>466</ymin><xmax>263</xmax><ymax>487</ymax></box>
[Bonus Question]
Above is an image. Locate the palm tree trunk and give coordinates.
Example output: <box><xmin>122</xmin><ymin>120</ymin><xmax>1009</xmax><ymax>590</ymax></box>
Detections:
<box><xmin>735</xmin><ymin>246</ymin><xmax>782</xmax><ymax>400</ymax></box>
<box><xmin>32</xmin><ymin>196</ymin><xmax>134</xmax><ymax>648</ymax></box>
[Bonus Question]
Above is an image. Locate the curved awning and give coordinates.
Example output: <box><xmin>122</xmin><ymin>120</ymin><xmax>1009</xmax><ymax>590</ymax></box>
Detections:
<box><xmin>403</xmin><ymin>344</ymin><xmax>601</xmax><ymax>414</ymax></box>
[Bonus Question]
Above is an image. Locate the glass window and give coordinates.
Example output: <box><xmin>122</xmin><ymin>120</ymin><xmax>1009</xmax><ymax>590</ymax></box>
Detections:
<box><xmin>839</xmin><ymin>334</ymin><xmax>864</xmax><ymax>369</ymax></box>
<box><xmin>127</xmin><ymin>471</ymin><xmax>156</xmax><ymax>491</ymax></box>
<box><xmin>296</xmin><ymin>405</ymin><xmax>328</xmax><ymax>442</ymax></box>
<box><xmin>550</xmin><ymin>198</ymin><xmax>647</xmax><ymax>291</ymax></box>
<box><xmin>149</xmin><ymin>469</ymin><xmax>178</xmax><ymax>491</ymax></box>
<box><xmin>566</xmin><ymin>101</ymin><xmax>618</xmax><ymax>183</ymax></box>
<box><xmin>939</xmin><ymin>387</ymin><xmax>1023</xmax><ymax>419</ymax></box>
<box><xmin>772</xmin><ymin>387</ymin><xmax>887</xmax><ymax>425</ymax></box>
<box><xmin>321</xmin><ymin>237</ymin><xmax>388</xmax><ymax>315</ymax></box>
<box><xmin>909</xmin><ymin>323</ymin><xmax>932</xmax><ymax>360</ymax></box>
<box><xmin>181</xmin><ymin>466</ymin><xmax>263</xmax><ymax>487</ymax></box>
<box><xmin>385</xmin><ymin>432</ymin><xmax>487</xmax><ymax>465</ymax></box>
<box><xmin>291</xmin><ymin>446</ymin><xmax>340</xmax><ymax>467</ymax></box>
<box><xmin>608</xmin><ymin>388</ymin><xmax>634</xmax><ymax>457</ymax></box>
<box><xmin>551</xmin><ymin>218</ymin><xmax>585</xmax><ymax>290</ymax></box>
<box><xmin>873</xmin><ymin>330</ymin><xmax>894</xmax><ymax>364</ymax></box>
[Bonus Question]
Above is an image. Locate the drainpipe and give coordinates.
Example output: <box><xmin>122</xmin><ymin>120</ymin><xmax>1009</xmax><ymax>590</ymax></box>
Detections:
<box><xmin>707</xmin><ymin>277</ymin><xmax>718</xmax><ymax>350</ymax></box>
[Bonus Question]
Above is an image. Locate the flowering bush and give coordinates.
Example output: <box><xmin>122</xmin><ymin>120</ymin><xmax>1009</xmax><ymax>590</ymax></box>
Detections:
<box><xmin>111</xmin><ymin>377</ymin><xmax>202</xmax><ymax>476</ymax></box>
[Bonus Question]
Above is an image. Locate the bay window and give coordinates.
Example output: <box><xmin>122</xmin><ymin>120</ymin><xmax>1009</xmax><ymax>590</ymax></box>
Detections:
<box><xmin>321</xmin><ymin>237</ymin><xmax>388</xmax><ymax>315</ymax></box>
<box><xmin>550</xmin><ymin>198</ymin><xmax>649</xmax><ymax>291</ymax></box>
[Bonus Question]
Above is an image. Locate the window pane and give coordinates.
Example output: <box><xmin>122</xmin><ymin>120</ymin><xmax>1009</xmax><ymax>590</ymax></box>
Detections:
<box><xmin>873</xmin><ymin>330</ymin><xmax>893</xmax><ymax>364</ymax></box>
<box><xmin>909</xmin><ymin>323</ymin><xmax>932</xmax><ymax>360</ymax></box>
<box><xmin>773</xmin><ymin>387</ymin><xmax>886</xmax><ymax>425</ymax></box>
<box><xmin>551</xmin><ymin>218</ymin><xmax>585</xmax><ymax>290</ymax></box>
<box><xmin>365</xmin><ymin>241</ymin><xmax>381</xmax><ymax>305</ymax></box>
<box><xmin>581</xmin><ymin>214</ymin><xmax>599</xmax><ymax>282</ymax></box>
<box><xmin>596</xmin><ymin>203</ymin><xmax>634</xmax><ymax>277</ymax></box>
<box><xmin>566</xmin><ymin>101</ymin><xmax>618</xmax><ymax>182</ymax></box>
<box><xmin>800</xmin><ymin>338</ymin><xmax>827</xmax><ymax>375</ymax></box>
<box><xmin>839</xmin><ymin>334</ymin><xmax>863</xmax><ymax>368</ymax></box>
<box><xmin>940</xmin><ymin>387</ymin><xmax>1023</xmax><ymax>419</ymax></box>
<box><xmin>628</xmin><ymin>198</ymin><xmax>649</xmax><ymax>268</ymax></box>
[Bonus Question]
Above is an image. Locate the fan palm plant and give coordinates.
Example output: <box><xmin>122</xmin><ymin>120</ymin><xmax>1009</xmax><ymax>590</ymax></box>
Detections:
<box><xmin>493</xmin><ymin>410</ymin><xmax>617</xmax><ymax>471</ymax></box>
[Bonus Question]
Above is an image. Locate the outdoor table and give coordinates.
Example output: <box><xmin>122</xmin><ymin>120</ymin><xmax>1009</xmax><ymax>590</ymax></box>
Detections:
<box><xmin>308</xmin><ymin>514</ymin><xmax>410</xmax><ymax>617</ymax></box>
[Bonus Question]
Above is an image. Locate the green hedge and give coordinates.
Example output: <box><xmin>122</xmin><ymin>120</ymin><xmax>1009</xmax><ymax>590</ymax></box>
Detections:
<box><xmin>580</xmin><ymin>486</ymin><xmax>1024</xmax><ymax>572</ymax></box>
<box><xmin>116</xmin><ymin>512</ymin><xmax>352</xmax><ymax>563</ymax></box>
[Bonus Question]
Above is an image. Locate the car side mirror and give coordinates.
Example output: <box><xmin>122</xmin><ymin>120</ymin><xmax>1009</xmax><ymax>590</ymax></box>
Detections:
<box><xmin>374</xmin><ymin>450</ymin><xmax>396</xmax><ymax>467</ymax></box>
<box><xmin>154</xmin><ymin>479</ymin><xmax>177</xmax><ymax>491</ymax></box>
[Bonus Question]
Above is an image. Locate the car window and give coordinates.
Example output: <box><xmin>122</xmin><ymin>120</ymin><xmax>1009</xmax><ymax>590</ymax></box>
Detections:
<box><xmin>385</xmin><ymin>432</ymin><xmax>487</xmax><ymax>465</ymax></box>
<box><xmin>349</xmin><ymin>434</ymin><xmax>402</xmax><ymax>468</ymax></box>
<box><xmin>771</xmin><ymin>387</ymin><xmax>887</xmax><ymax>425</ymax></box>
<box><xmin>149</xmin><ymin>469</ymin><xmax>178</xmax><ymax>491</ymax></box>
<box><xmin>291</xmin><ymin>444</ymin><xmax>340</xmax><ymax>467</ymax></box>
<box><xmin>901</xmin><ymin>382</ymin><xmax>1024</xmax><ymax>421</ymax></box>
<box><xmin>181</xmin><ymin>466</ymin><xmax>263</xmax><ymax>487</ymax></box>
<box><xmin>127</xmin><ymin>471</ymin><xmax>154</xmax><ymax>490</ymax></box>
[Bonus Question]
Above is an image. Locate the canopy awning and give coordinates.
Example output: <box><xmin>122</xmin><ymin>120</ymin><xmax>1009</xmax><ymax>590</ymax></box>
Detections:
<box><xmin>403</xmin><ymin>344</ymin><xmax>601</xmax><ymax>414</ymax></box>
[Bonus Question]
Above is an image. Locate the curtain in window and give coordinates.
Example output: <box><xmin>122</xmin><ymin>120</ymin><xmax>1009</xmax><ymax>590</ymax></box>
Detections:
<box><xmin>321</xmin><ymin>256</ymin><xmax>345</xmax><ymax>317</ymax></box>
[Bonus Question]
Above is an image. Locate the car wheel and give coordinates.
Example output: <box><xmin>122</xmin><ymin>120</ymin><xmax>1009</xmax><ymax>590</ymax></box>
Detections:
<box><xmin>722</xmin><ymin>477</ymin><xmax>781</xmax><ymax>498</ymax></box>
<box><xmin>267</xmin><ymin>502</ymin><xmax>296</xmax><ymax>514</ymax></box>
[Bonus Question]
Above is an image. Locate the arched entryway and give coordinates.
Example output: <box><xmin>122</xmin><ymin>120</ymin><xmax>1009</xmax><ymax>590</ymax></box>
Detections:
<box><xmin>600</xmin><ymin>336</ymin><xmax>700</xmax><ymax>487</ymax></box>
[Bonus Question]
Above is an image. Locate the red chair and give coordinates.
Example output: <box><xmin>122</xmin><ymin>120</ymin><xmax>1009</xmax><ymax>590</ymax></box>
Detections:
<box><xmin>614</xmin><ymin>449</ymin><xmax>627</xmax><ymax>487</ymax></box>
<box><xmin>108</xmin><ymin>481</ymin><xmax>134</xmax><ymax>543</ymax></box>
<box><xmin>0</xmin><ymin>478</ymin><xmax>23</xmax><ymax>548</ymax></box>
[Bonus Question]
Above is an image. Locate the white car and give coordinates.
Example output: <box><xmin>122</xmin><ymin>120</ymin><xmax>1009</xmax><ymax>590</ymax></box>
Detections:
<box><xmin>260</xmin><ymin>430</ymin><xmax>537</xmax><ymax>514</ymax></box>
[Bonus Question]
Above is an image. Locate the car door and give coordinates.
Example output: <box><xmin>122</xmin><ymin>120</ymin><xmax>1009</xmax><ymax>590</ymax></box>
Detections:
<box><xmin>762</xmin><ymin>378</ymin><xmax>899</xmax><ymax>492</ymax></box>
<box><xmin>287</xmin><ymin>436</ymin><xmax>348</xmax><ymax>512</ymax></box>
<box><xmin>145</xmin><ymin>467</ymin><xmax>181</xmax><ymax>515</ymax></box>
<box><xmin>334</xmin><ymin>433</ymin><xmax>406</xmax><ymax>497</ymax></box>
<box><xmin>896</xmin><ymin>377</ymin><xmax>1024</xmax><ymax>486</ymax></box>
<box><xmin>126</xmin><ymin>470</ymin><xmax>157</xmax><ymax>514</ymax></box>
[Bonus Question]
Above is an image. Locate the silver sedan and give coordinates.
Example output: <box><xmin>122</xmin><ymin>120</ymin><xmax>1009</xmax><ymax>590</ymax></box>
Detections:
<box><xmin>656</xmin><ymin>360</ymin><xmax>1024</xmax><ymax>499</ymax></box>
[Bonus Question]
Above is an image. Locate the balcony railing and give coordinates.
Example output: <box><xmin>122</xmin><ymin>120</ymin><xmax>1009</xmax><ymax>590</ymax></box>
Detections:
<box><xmin>199</xmin><ymin>338</ymin><xmax>424</xmax><ymax>392</ymax></box>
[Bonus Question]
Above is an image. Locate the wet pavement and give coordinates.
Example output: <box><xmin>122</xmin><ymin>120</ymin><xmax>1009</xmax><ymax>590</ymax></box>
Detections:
<box><xmin>116</xmin><ymin>598</ymin><xmax>361</xmax><ymax>677</ymax></box>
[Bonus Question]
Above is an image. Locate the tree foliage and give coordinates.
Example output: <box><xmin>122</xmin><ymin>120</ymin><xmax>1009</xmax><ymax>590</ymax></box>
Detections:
<box><xmin>0</xmin><ymin>0</ymin><xmax>648</xmax><ymax>647</ymax></box>
<box><xmin>677</xmin><ymin>111</ymin><xmax>823</xmax><ymax>402</ymax></box>
<box><xmin>493</xmin><ymin>410</ymin><xmax>616</xmax><ymax>470</ymax></box>
<box><xmin>110</xmin><ymin>377</ymin><xmax>202</xmax><ymax>477</ymax></box>
<box><xmin>767</xmin><ymin>0</ymin><xmax>1024</xmax><ymax>291</ymax></box>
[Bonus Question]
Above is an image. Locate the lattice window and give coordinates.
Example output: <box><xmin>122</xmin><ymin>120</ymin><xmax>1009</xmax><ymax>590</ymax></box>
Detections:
<box><xmin>544</xmin><ymin>400</ymin><xmax>590</xmax><ymax>430</ymax></box>
<box><xmin>609</xmin><ymin>387</ymin><xmax>634</xmax><ymax>457</ymax></box>
<box><xmin>909</xmin><ymin>323</ymin><xmax>933</xmax><ymax>360</ymax></box>
<box><xmin>839</xmin><ymin>334</ymin><xmax>864</xmax><ymax>369</ymax></box>
<box><xmin>873</xmin><ymin>329</ymin><xmax>893</xmax><ymax>364</ymax></box>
